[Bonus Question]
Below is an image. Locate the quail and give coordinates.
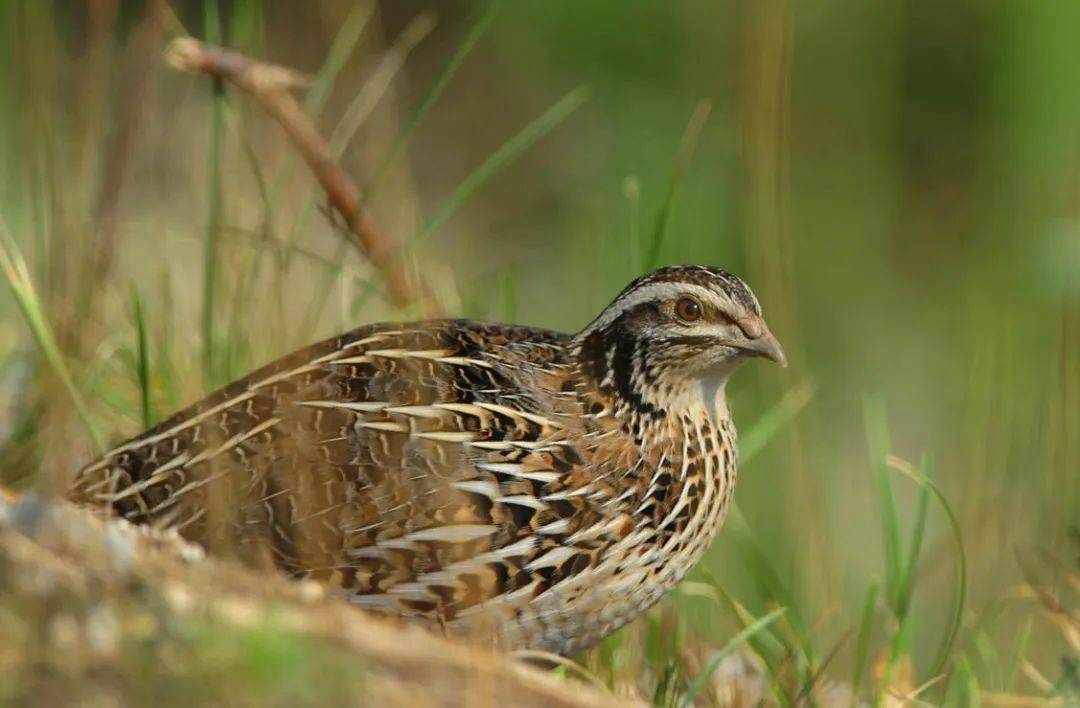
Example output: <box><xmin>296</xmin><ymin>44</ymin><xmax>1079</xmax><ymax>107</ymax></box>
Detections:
<box><xmin>68</xmin><ymin>265</ymin><xmax>786</xmax><ymax>655</ymax></box>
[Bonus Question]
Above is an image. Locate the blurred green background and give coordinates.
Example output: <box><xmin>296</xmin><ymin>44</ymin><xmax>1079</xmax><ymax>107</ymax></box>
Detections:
<box><xmin>0</xmin><ymin>0</ymin><xmax>1076</xmax><ymax>703</ymax></box>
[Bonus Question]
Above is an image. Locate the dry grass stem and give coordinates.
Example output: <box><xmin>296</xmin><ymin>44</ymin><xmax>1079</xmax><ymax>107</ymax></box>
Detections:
<box><xmin>164</xmin><ymin>37</ymin><xmax>442</xmax><ymax>315</ymax></box>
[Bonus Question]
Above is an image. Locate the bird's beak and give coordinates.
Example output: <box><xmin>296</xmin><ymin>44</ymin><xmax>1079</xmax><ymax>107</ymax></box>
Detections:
<box><xmin>738</xmin><ymin>327</ymin><xmax>787</xmax><ymax>367</ymax></box>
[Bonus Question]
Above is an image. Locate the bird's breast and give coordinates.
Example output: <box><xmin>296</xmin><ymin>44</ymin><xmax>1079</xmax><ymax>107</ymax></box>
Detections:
<box><xmin>496</xmin><ymin>406</ymin><xmax>738</xmax><ymax>654</ymax></box>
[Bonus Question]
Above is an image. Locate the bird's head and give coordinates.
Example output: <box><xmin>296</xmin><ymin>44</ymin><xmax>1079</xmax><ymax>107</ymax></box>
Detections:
<box><xmin>573</xmin><ymin>265</ymin><xmax>785</xmax><ymax>415</ymax></box>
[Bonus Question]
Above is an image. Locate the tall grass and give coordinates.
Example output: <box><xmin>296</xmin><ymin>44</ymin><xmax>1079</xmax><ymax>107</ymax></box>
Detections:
<box><xmin>0</xmin><ymin>217</ymin><xmax>103</xmax><ymax>452</ymax></box>
<box><xmin>201</xmin><ymin>0</ymin><xmax>227</xmax><ymax>388</ymax></box>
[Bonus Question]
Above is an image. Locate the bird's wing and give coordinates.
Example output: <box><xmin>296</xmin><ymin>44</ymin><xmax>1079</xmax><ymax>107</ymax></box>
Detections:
<box><xmin>68</xmin><ymin>320</ymin><xmax>613</xmax><ymax>625</ymax></box>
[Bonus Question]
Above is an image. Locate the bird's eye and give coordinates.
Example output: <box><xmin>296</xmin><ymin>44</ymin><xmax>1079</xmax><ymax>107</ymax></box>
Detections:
<box><xmin>675</xmin><ymin>297</ymin><xmax>703</xmax><ymax>323</ymax></box>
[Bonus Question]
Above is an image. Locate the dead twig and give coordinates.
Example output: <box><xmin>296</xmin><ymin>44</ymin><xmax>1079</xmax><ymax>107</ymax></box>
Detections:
<box><xmin>164</xmin><ymin>37</ymin><xmax>441</xmax><ymax>315</ymax></box>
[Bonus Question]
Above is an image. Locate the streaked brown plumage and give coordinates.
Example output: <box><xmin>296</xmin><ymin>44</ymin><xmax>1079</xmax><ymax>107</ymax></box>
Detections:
<box><xmin>68</xmin><ymin>265</ymin><xmax>785</xmax><ymax>655</ymax></box>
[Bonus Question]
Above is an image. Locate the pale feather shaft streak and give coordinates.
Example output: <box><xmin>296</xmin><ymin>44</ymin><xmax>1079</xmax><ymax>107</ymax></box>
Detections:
<box><xmin>186</xmin><ymin>416</ymin><xmax>282</xmax><ymax>468</ymax></box>
<box><xmin>98</xmin><ymin>452</ymin><xmax>191</xmax><ymax>503</ymax></box>
<box><xmin>413</xmin><ymin>537</ymin><xmax>540</xmax><ymax>587</ymax></box>
<box><xmin>537</xmin><ymin>518</ymin><xmax>572</xmax><ymax>535</ymax></box>
<box><xmin>404</xmin><ymin>524</ymin><xmax>498</xmax><ymax>543</ymax></box>
<box><xmin>496</xmin><ymin>494</ymin><xmax>548</xmax><ymax>511</ymax></box>
<box><xmin>366</xmin><ymin>348</ymin><xmax>454</xmax><ymax>360</ymax></box>
<box><xmin>297</xmin><ymin>400</ymin><xmax>388</xmax><ymax>412</ymax></box>
<box><xmin>475</xmin><ymin>462</ymin><xmax>562</xmax><ymax>483</ymax></box>
<box><xmin>413</xmin><ymin>431</ymin><xmax>478</xmax><ymax>442</ymax></box>
<box><xmin>472</xmin><ymin>401</ymin><xmax>563</xmax><ymax>429</ymax></box>
<box><xmin>526</xmin><ymin>545</ymin><xmax>580</xmax><ymax>571</ymax></box>
<box><xmin>356</xmin><ymin>420</ymin><xmax>410</xmax><ymax>433</ymax></box>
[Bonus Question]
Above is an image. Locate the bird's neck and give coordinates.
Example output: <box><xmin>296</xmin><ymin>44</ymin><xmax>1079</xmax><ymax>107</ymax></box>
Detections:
<box><xmin>570</xmin><ymin>335</ymin><xmax>734</xmax><ymax>447</ymax></box>
<box><xmin>571</xmin><ymin>324</ymin><xmax>725</xmax><ymax>419</ymax></box>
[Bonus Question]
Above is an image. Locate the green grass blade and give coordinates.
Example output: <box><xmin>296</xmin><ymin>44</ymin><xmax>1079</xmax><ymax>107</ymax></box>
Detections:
<box><xmin>851</xmin><ymin>577</ymin><xmax>880</xmax><ymax>703</ymax></box>
<box><xmin>945</xmin><ymin>655</ymin><xmax>980</xmax><ymax>707</ymax></box>
<box><xmin>280</xmin><ymin>10</ymin><xmax>435</xmax><ymax>297</ymax></box>
<box><xmin>875</xmin><ymin>615</ymin><xmax>912</xmax><ymax>708</ymax></box>
<box><xmin>703</xmin><ymin>572</ymin><xmax>788</xmax><ymax>680</ymax></box>
<box><xmin>622</xmin><ymin>175</ymin><xmax>642</xmax><ymax>274</ymax></box>
<box><xmin>896</xmin><ymin>454</ymin><xmax>932</xmax><ymax>619</ymax></box>
<box><xmin>1003</xmin><ymin>616</ymin><xmax>1032</xmax><ymax>690</ymax></box>
<box><xmin>291</xmin><ymin>11</ymin><xmax>439</xmax><ymax>341</ymax></box>
<box><xmin>975</xmin><ymin>630</ymin><xmax>1001</xmax><ymax>690</ymax></box>
<box><xmin>158</xmin><ymin>270</ymin><xmax>181</xmax><ymax>415</ymax></box>
<box><xmin>414</xmin><ymin>86</ymin><xmax>590</xmax><ymax>246</ymax></box>
<box><xmin>368</xmin><ymin>1</ymin><xmax>499</xmax><ymax>196</ymax></box>
<box><xmin>793</xmin><ymin>628</ymin><xmax>853</xmax><ymax>706</ymax></box>
<box><xmin>727</xmin><ymin>507</ymin><xmax>811</xmax><ymax>643</ymax></box>
<box><xmin>130</xmin><ymin>285</ymin><xmax>153</xmax><ymax>429</ymax></box>
<box><xmin>267</xmin><ymin>2</ymin><xmax>375</xmax><ymax>286</ymax></box>
<box><xmin>501</xmin><ymin>265</ymin><xmax>517</xmax><ymax>321</ymax></box>
<box><xmin>225</xmin><ymin>126</ymin><xmax>276</xmax><ymax>370</ymax></box>
<box><xmin>644</xmin><ymin>99</ymin><xmax>712</xmax><ymax>270</ymax></box>
<box><xmin>350</xmin><ymin>86</ymin><xmax>589</xmax><ymax>311</ymax></box>
<box><xmin>725</xmin><ymin>506</ymin><xmax>816</xmax><ymax>692</ymax></box>
<box><xmin>694</xmin><ymin>567</ymin><xmax>791</xmax><ymax>691</ymax></box>
<box><xmin>890</xmin><ymin>456</ymin><xmax>968</xmax><ymax>679</ymax></box>
<box><xmin>301</xmin><ymin>2</ymin><xmax>375</xmax><ymax>119</ymax></box>
<box><xmin>702</xmin><ymin>581</ymin><xmax>792</xmax><ymax>704</ymax></box>
<box><xmin>0</xmin><ymin>216</ymin><xmax>104</xmax><ymax>451</ymax></box>
<box><xmin>653</xmin><ymin>658</ymin><xmax>680</xmax><ymax>708</ymax></box>
<box><xmin>679</xmin><ymin>607</ymin><xmax>787</xmax><ymax>708</ymax></box>
<box><xmin>227</xmin><ymin>0</ymin><xmax>265</xmax><ymax>52</ymax></box>
<box><xmin>201</xmin><ymin>0</ymin><xmax>226</xmax><ymax>389</ymax></box>
<box><xmin>864</xmin><ymin>396</ymin><xmax>903</xmax><ymax>614</ymax></box>
<box><xmin>739</xmin><ymin>379</ymin><xmax>814</xmax><ymax>465</ymax></box>
<box><xmin>328</xmin><ymin>11</ymin><xmax>438</xmax><ymax>159</ymax></box>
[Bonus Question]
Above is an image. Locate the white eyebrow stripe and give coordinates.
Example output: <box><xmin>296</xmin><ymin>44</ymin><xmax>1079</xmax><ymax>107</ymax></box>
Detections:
<box><xmin>576</xmin><ymin>282</ymin><xmax>735</xmax><ymax>338</ymax></box>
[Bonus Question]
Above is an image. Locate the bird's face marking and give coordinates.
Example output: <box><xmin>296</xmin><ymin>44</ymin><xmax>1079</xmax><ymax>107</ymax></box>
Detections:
<box><xmin>575</xmin><ymin>266</ymin><xmax>784</xmax><ymax>413</ymax></box>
